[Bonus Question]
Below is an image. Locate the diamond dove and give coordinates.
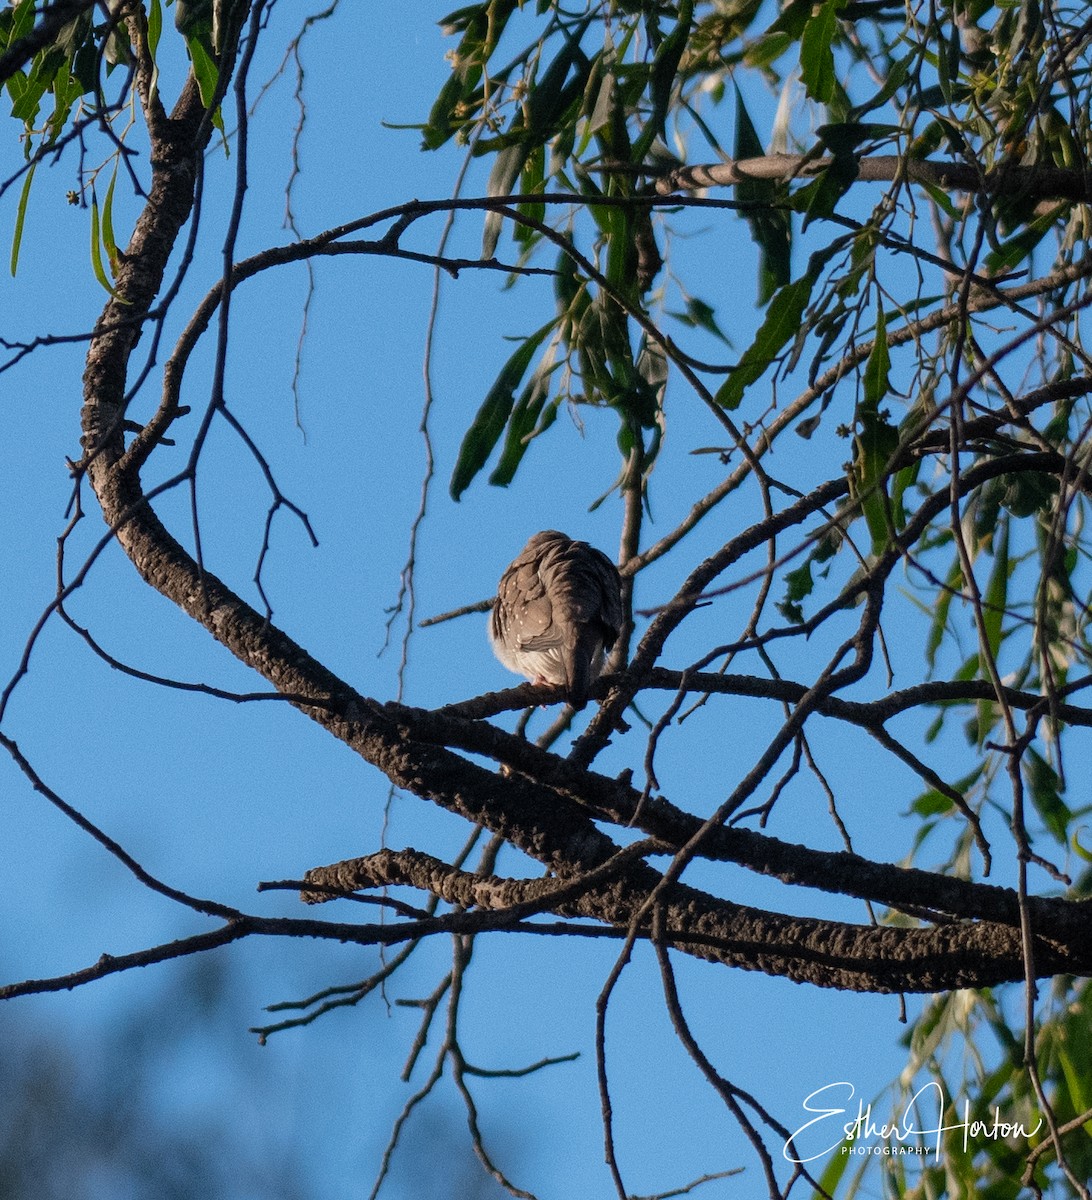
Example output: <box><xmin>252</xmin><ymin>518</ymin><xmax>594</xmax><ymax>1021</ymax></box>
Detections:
<box><xmin>490</xmin><ymin>530</ymin><xmax>623</xmax><ymax>708</ymax></box>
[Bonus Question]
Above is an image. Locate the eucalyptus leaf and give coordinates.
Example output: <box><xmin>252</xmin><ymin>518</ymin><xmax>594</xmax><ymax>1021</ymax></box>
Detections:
<box><xmin>450</xmin><ymin>322</ymin><xmax>555</xmax><ymax>499</ymax></box>
<box><xmin>715</xmin><ymin>272</ymin><xmax>817</xmax><ymax>410</ymax></box>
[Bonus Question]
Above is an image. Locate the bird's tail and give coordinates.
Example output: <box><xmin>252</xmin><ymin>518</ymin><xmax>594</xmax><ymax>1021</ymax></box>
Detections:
<box><xmin>564</xmin><ymin>627</ymin><xmax>603</xmax><ymax>709</ymax></box>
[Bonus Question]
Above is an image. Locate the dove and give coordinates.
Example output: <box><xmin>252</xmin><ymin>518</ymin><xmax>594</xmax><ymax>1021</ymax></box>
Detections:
<box><xmin>490</xmin><ymin>530</ymin><xmax>623</xmax><ymax>708</ymax></box>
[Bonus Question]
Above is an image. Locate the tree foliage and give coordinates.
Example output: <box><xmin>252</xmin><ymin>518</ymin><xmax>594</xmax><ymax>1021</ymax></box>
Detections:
<box><xmin>4</xmin><ymin>0</ymin><xmax>1092</xmax><ymax>1197</ymax></box>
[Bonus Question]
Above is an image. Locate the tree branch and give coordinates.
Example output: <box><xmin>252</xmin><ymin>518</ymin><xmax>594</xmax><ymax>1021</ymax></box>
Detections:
<box><xmin>656</xmin><ymin>154</ymin><xmax>1092</xmax><ymax>202</ymax></box>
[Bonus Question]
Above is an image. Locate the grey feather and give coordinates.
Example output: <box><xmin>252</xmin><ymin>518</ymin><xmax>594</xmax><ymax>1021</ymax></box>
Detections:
<box><xmin>490</xmin><ymin>530</ymin><xmax>623</xmax><ymax>707</ymax></box>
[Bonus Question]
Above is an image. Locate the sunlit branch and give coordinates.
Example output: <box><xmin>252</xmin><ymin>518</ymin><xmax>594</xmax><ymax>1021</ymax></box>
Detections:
<box><xmin>656</xmin><ymin>153</ymin><xmax>1092</xmax><ymax>202</ymax></box>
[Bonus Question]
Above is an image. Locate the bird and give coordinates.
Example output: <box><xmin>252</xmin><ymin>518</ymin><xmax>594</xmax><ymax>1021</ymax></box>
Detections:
<box><xmin>490</xmin><ymin>530</ymin><xmax>624</xmax><ymax>708</ymax></box>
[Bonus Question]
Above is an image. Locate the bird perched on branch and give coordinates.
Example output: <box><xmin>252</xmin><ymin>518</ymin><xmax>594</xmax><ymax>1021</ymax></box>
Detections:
<box><xmin>490</xmin><ymin>530</ymin><xmax>623</xmax><ymax>708</ymax></box>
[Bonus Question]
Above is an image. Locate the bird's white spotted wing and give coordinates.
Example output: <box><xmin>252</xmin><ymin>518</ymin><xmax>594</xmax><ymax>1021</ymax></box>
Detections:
<box><xmin>490</xmin><ymin>530</ymin><xmax>622</xmax><ymax>706</ymax></box>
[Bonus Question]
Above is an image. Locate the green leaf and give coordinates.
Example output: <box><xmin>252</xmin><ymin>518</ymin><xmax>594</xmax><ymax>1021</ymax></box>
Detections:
<box><xmin>603</xmin><ymin>205</ymin><xmax>636</xmax><ymax>294</ymax></box>
<box><xmin>783</xmin><ymin>560</ymin><xmax>814</xmax><ymax>604</ymax></box>
<box><xmin>911</xmin><ymin>789</ymin><xmax>954</xmax><ymax>817</ymax></box>
<box><xmin>580</xmin><ymin>65</ymin><xmax>615</xmax><ymax>155</ymax></box>
<box><xmin>147</xmin><ymin>0</ymin><xmax>163</xmax><ymax>102</ymax></box>
<box><xmin>852</xmin><ymin>437</ymin><xmax>898</xmax><ymax>553</ymax></box>
<box><xmin>733</xmin><ymin>84</ymin><xmax>791</xmax><ymax>303</ymax></box>
<box><xmin>851</xmin><ymin>307</ymin><xmax>899</xmax><ymax>553</ymax></box>
<box><xmin>910</xmin><ymin>766</ymin><xmax>983</xmax><ymax>817</ymax></box>
<box><xmin>483</xmin><ymin>142</ymin><xmax>530</xmax><ymax>258</ymax></box>
<box><xmin>715</xmin><ymin>272</ymin><xmax>816</xmax><ymax>410</ymax></box>
<box><xmin>9</xmin><ymin>162</ymin><xmax>34</xmax><ymax>277</ymax></box>
<box><xmin>89</xmin><ymin>194</ymin><xmax>114</xmax><ymax>295</ymax></box>
<box><xmin>631</xmin><ymin>0</ymin><xmax>693</xmax><ymax>162</ymax></box>
<box><xmin>71</xmin><ymin>40</ymin><xmax>98</xmax><ymax>96</ymax></box>
<box><xmin>489</xmin><ymin>346</ymin><xmax>560</xmax><ymax>487</ymax></box>
<box><xmin>148</xmin><ymin>0</ymin><xmax>163</xmax><ymax>56</ymax></box>
<box><xmin>985</xmin><ymin>204</ymin><xmax>1066</xmax><ymax>275</ymax></box>
<box><xmin>794</xmin><ymin>150</ymin><xmax>859</xmax><ymax>228</ymax></box>
<box><xmin>10</xmin><ymin>59</ymin><xmax>50</xmax><ymax>123</ymax></box>
<box><xmin>811</xmin><ymin>1123</ymin><xmax>864</xmax><ymax>1196</ymax></box>
<box><xmin>1024</xmin><ymin>748</ymin><xmax>1071</xmax><ymax>844</ymax></box>
<box><xmin>670</xmin><ymin>296</ymin><xmax>731</xmax><ymax>344</ymax></box>
<box><xmin>935</xmin><ymin>14</ymin><xmax>961</xmax><ymax>104</ymax></box>
<box><xmin>743</xmin><ymin>30</ymin><xmax>792</xmax><ymax>69</ymax></box>
<box><xmin>6</xmin><ymin>69</ymin><xmax>29</xmax><ymax>116</ymax></box>
<box><xmin>889</xmin><ymin>459</ymin><xmax>917</xmax><ymax>532</ymax></box>
<box><xmin>47</xmin><ymin>61</ymin><xmax>83</xmax><ymax>143</ymax></box>
<box><xmin>481</xmin><ymin>18</ymin><xmax>594</xmax><ymax>257</ymax></box>
<box><xmin>800</xmin><ymin>0</ymin><xmax>842</xmax><ymax>104</ymax></box>
<box><xmin>816</xmin><ymin>122</ymin><xmax>898</xmax><ymax>156</ymax></box>
<box><xmin>762</xmin><ymin>0</ymin><xmax>814</xmax><ymax>41</ymax></box>
<box><xmin>438</xmin><ymin>3</ymin><xmax>493</xmax><ymax>36</ymax></box>
<box><xmin>853</xmin><ymin>51</ymin><xmax>911</xmax><ymax>116</ymax></box>
<box><xmin>999</xmin><ymin>469</ymin><xmax>1058</xmax><ymax>518</ymax></box>
<box><xmin>187</xmin><ymin>31</ymin><xmax>220</xmax><ymax>110</ymax></box>
<box><xmin>511</xmin><ymin>143</ymin><xmax>546</xmax><ymax>249</ymax></box>
<box><xmin>420</xmin><ymin>66</ymin><xmax>481</xmax><ymax>151</ymax></box>
<box><xmin>862</xmin><ymin>305</ymin><xmax>890</xmax><ymax>409</ymax></box>
<box><xmin>101</xmin><ymin>165</ymin><xmax>120</xmax><ymax>274</ymax></box>
<box><xmin>981</xmin><ymin>515</ymin><xmax>1009</xmax><ymax>662</ymax></box>
<box><xmin>6</xmin><ymin>0</ymin><xmax>36</xmax><ymax>47</ymax></box>
<box><xmin>450</xmin><ymin>321</ymin><xmax>555</xmax><ymax>499</ymax></box>
<box><xmin>925</xmin><ymin>559</ymin><xmax>961</xmax><ymax>671</ymax></box>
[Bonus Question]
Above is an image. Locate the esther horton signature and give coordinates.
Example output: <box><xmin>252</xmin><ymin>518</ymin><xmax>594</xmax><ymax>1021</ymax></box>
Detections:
<box><xmin>783</xmin><ymin>1081</ymin><xmax>1043</xmax><ymax>1164</ymax></box>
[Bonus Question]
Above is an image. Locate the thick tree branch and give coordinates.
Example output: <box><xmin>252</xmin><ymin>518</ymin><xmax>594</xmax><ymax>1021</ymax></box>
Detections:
<box><xmin>297</xmin><ymin>841</ymin><xmax>1092</xmax><ymax>994</ymax></box>
<box><xmin>656</xmin><ymin>154</ymin><xmax>1092</xmax><ymax>202</ymax></box>
<box><xmin>391</xmin><ymin>701</ymin><xmax>1092</xmax><ymax>949</ymax></box>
